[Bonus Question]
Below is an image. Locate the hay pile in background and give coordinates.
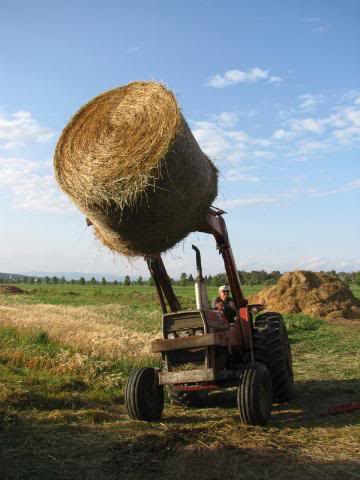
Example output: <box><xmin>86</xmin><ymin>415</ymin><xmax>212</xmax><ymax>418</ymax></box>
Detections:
<box><xmin>250</xmin><ymin>270</ymin><xmax>360</xmax><ymax>320</ymax></box>
<box><xmin>54</xmin><ymin>81</ymin><xmax>217</xmax><ymax>256</ymax></box>
<box><xmin>0</xmin><ymin>285</ymin><xmax>25</xmax><ymax>295</ymax></box>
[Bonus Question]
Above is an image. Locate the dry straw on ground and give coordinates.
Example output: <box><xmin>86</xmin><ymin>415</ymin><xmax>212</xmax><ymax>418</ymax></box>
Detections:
<box><xmin>250</xmin><ymin>270</ymin><xmax>360</xmax><ymax>320</ymax></box>
<box><xmin>54</xmin><ymin>81</ymin><xmax>218</xmax><ymax>256</ymax></box>
<box><xmin>0</xmin><ymin>303</ymin><xmax>158</xmax><ymax>360</ymax></box>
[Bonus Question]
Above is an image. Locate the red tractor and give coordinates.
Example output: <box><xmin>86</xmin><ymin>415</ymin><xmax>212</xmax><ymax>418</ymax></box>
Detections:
<box><xmin>125</xmin><ymin>208</ymin><xmax>294</xmax><ymax>425</ymax></box>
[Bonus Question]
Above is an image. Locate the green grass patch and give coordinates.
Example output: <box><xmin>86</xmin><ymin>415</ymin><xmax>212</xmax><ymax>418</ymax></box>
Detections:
<box><xmin>0</xmin><ymin>326</ymin><xmax>161</xmax><ymax>412</ymax></box>
<box><xmin>0</xmin><ymin>283</ymin><xmax>264</xmax><ymax>307</ymax></box>
<box><xmin>350</xmin><ymin>283</ymin><xmax>360</xmax><ymax>299</ymax></box>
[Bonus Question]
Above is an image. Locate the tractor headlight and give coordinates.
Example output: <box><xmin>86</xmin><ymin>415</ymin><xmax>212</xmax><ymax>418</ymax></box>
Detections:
<box><xmin>167</xmin><ymin>332</ymin><xmax>176</xmax><ymax>339</ymax></box>
<box><xmin>177</xmin><ymin>330</ymin><xmax>191</xmax><ymax>337</ymax></box>
<box><xmin>194</xmin><ymin>328</ymin><xmax>204</xmax><ymax>336</ymax></box>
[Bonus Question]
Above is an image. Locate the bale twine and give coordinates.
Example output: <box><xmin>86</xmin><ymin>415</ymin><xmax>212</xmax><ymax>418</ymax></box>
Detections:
<box><xmin>54</xmin><ymin>81</ymin><xmax>218</xmax><ymax>256</ymax></box>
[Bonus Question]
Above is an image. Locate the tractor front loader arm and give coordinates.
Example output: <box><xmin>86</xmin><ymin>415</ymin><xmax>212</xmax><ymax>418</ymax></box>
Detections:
<box><xmin>146</xmin><ymin>256</ymin><xmax>181</xmax><ymax>314</ymax></box>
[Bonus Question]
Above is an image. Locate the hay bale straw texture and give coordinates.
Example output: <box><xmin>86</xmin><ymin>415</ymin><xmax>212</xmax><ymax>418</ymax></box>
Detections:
<box><xmin>250</xmin><ymin>270</ymin><xmax>360</xmax><ymax>320</ymax></box>
<box><xmin>54</xmin><ymin>81</ymin><xmax>218</xmax><ymax>256</ymax></box>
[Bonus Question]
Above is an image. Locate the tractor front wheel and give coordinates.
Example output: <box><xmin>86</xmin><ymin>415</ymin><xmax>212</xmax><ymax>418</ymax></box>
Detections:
<box><xmin>237</xmin><ymin>362</ymin><xmax>272</xmax><ymax>426</ymax></box>
<box><xmin>125</xmin><ymin>367</ymin><xmax>164</xmax><ymax>421</ymax></box>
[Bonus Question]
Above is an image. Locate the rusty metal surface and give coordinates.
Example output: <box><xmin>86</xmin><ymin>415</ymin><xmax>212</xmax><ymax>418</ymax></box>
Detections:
<box><xmin>159</xmin><ymin>368</ymin><xmax>216</xmax><ymax>384</ymax></box>
<box><xmin>239</xmin><ymin>306</ymin><xmax>254</xmax><ymax>362</ymax></box>
<box><xmin>152</xmin><ymin>324</ymin><xmax>248</xmax><ymax>354</ymax></box>
<box><xmin>172</xmin><ymin>384</ymin><xmax>218</xmax><ymax>391</ymax></box>
<box><xmin>163</xmin><ymin>310</ymin><xmax>205</xmax><ymax>333</ymax></box>
<box><xmin>199</xmin><ymin>210</ymin><xmax>251</xmax><ymax>350</ymax></box>
<box><xmin>146</xmin><ymin>256</ymin><xmax>181</xmax><ymax>313</ymax></box>
<box><xmin>151</xmin><ymin>333</ymin><xmax>218</xmax><ymax>353</ymax></box>
<box><xmin>158</xmin><ymin>367</ymin><xmax>243</xmax><ymax>385</ymax></box>
<box><xmin>201</xmin><ymin>210</ymin><xmax>246</xmax><ymax>308</ymax></box>
<box><xmin>205</xmin><ymin>309</ymin><xmax>229</xmax><ymax>332</ymax></box>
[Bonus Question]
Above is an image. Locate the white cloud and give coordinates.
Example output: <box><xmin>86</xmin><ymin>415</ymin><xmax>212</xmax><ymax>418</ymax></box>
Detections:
<box><xmin>298</xmin><ymin>256</ymin><xmax>360</xmax><ymax>271</ymax></box>
<box><xmin>218</xmin><ymin>178</ymin><xmax>360</xmax><ymax>212</ymax></box>
<box><xmin>289</xmin><ymin>117</ymin><xmax>325</xmax><ymax>134</ymax></box>
<box><xmin>211</xmin><ymin>110</ymin><xmax>258</xmax><ymax>128</ymax></box>
<box><xmin>192</xmin><ymin>121</ymin><xmax>232</xmax><ymax>159</ymax></box>
<box><xmin>276</xmin><ymin>98</ymin><xmax>360</xmax><ymax>149</ymax></box>
<box><xmin>308</xmin><ymin>179</ymin><xmax>360</xmax><ymax>197</ymax></box>
<box><xmin>192</xmin><ymin>115</ymin><xmax>278</xmax><ymax>170</ymax></box>
<box><xmin>206</xmin><ymin>67</ymin><xmax>281</xmax><ymax>88</ymax></box>
<box><xmin>124</xmin><ymin>46</ymin><xmax>141</xmax><ymax>54</ymax></box>
<box><xmin>192</xmin><ymin>93</ymin><xmax>360</xmax><ymax>180</ymax></box>
<box><xmin>0</xmin><ymin>157</ymin><xmax>73</xmax><ymax>213</ymax></box>
<box><xmin>272</xmin><ymin>128</ymin><xmax>293</xmax><ymax>140</ymax></box>
<box><xmin>223</xmin><ymin>168</ymin><xmax>260</xmax><ymax>183</ymax></box>
<box><xmin>251</xmin><ymin>150</ymin><xmax>275</xmax><ymax>159</ymax></box>
<box><xmin>329</xmin><ymin>104</ymin><xmax>360</xmax><ymax>144</ymax></box>
<box><xmin>220</xmin><ymin>196</ymin><xmax>281</xmax><ymax>208</ymax></box>
<box><xmin>340</xmin><ymin>90</ymin><xmax>360</xmax><ymax>103</ymax></box>
<box><xmin>314</xmin><ymin>25</ymin><xmax>330</xmax><ymax>33</ymax></box>
<box><xmin>226</xmin><ymin>130</ymin><xmax>249</xmax><ymax>143</ymax></box>
<box><xmin>333</xmin><ymin>125</ymin><xmax>360</xmax><ymax>144</ymax></box>
<box><xmin>296</xmin><ymin>140</ymin><xmax>329</xmax><ymax>155</ymax></box>
<box><xmin>0</xmin><ymin>111</ymin><xmax>55</xmax><ymax>149</ymax></box>
<box><xmin>268</xmin><ymin>76</ymin><xmax>282</xmax><ymax>84</ymax></box>
<box><xmin>298</xmin><ymin>94</ymin><xmax>324</xmax><ymax>111</ymax></box>
<box><xmin>213</xmin><ymin>112</ymin><xmax>239</xmax><ymax>128</ymax></box>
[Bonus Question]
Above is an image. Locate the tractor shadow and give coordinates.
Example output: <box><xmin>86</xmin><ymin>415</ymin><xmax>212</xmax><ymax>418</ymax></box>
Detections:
<box><xmin>165</xmin><ymin>378</ymin><xmax>360</xmax><ymax>429</ymax></box>
<box><xmin>1</xmin><ymin>412</ymin><xmax>360</xmax><ymax>480</ymax></box>
<box><xmin>272</xmin><ymin>377</ymin><xmax>360</xmax><ymax>427</ymax></box>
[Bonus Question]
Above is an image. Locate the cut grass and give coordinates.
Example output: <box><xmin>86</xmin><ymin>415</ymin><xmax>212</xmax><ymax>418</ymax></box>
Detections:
<box><xmin>0</xmin><ymin>285</ymin><xmax>360</xmax><ymax>479</ymax></box>
<box><xmin>0</xmin><ymin>318</ymin><xmax>359</xmax><ymax>479</ymax></box>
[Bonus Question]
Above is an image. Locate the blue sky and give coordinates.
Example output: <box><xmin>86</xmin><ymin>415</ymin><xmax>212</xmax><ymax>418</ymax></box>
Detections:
<box><xmin>0</xmin><ymin>0</ymin><xmax>359</xmax><ymax>278</ymax></box>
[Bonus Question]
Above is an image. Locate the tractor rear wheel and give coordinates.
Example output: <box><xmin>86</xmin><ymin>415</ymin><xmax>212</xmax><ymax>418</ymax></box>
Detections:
<box><xmin>253</xmin><ymin>312</ymin><xmax>295</xmax><ymax>403</ymax></box>
<box><xmin>125</xmin><ymin>367</ymin><xmax>164</xmax><ymax>421</ymax></box>
<box><xmin>167</xmin><ymin>386</ymin><xmax>209</xmax><ymax>408</ymax></box>
<box><xmin>237</xmin><ymin>362</ymin><xmax>272</xmax><ymax>425</ymax></box>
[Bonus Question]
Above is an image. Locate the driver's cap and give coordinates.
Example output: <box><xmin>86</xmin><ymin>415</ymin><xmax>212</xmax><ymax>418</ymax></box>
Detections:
<box><xmin>219</xmin><ymin>285</ymin><xmax>230</xmax><ymax>292</ymax></box>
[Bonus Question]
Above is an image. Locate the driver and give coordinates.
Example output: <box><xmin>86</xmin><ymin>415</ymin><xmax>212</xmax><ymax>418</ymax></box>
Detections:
<box><xmin>212</xmin><ymin>285</ymin><xmax>237</xmax><ymax>322</ymax></box>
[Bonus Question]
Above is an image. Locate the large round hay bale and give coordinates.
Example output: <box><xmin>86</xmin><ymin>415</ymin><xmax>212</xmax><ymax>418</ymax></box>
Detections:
<box><xmin>54</xmin><ymin>81</ymin><xmax>217</xmax><ymax>256</ymax></box>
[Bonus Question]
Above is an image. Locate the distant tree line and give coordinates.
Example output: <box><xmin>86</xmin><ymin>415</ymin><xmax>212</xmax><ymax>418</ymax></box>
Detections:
<box><xmin>1</xmin><ymin>270</ymin><xmax>360</xmax><ymax>286</ymax></box>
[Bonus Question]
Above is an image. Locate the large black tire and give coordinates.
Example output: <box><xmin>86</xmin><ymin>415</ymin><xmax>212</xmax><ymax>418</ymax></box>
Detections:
<box><xmin>253</xmin><ymin>312</ymin><xmax>295</xmax><ymax>403</ymax></box>
<box><xmin>125</xmin><ymin>367</ymin><xmax>164</xmax><ymax>421</ymax></box>
<box><xmin>237</xmin><ymin>362</ymin><xmax>272</xmax><ymax>426</ymax></box>
<box><xmin>167</xmin><ymin>386</ymin><xmax>209</xmax><ymax>408</ymax></box>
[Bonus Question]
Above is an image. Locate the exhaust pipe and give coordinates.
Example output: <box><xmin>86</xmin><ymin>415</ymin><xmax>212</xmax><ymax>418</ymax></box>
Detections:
<box><xmin>192</xmin><ymin>245</ymin><xmax>209</xmax><ymax>310</ymax></box>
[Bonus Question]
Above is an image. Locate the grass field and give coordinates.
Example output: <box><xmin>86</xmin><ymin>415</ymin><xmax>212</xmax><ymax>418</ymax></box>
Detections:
<box><xmin>0</xmin><ymin>283</ymin><xmax>264</xmax><ymax>307</ymax></box>
<box><xmin>0</xmin><ymin>284</ymin><xmax>359</xmax><ymax>479</ymax></box>
<box><xmin>351</xmin><ymin>284</ymin><xmax>360</xmax><ymax>299</ymax></box>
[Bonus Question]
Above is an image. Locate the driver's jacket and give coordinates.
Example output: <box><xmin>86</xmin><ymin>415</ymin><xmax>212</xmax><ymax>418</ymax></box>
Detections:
<box><xmin>211</xmin><ymin>296</ymin><xmax>237</xmax><ymax>321</ymax></box>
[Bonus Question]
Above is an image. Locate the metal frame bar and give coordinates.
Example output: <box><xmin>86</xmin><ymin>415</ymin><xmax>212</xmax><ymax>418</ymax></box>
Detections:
<box><xmin>146</xmin><ymin>256</ymin><xmax>181</xmax><ymax>313</ymax></box>
<box><xmin>147</xmin><ymin>208</ymin><xmax>253</xmax><ymax>355</ymax></box>
<box><xmin>158</xmin><ymin>367</ymin><xmax>244</xmax><ymax>385</ymax></box>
